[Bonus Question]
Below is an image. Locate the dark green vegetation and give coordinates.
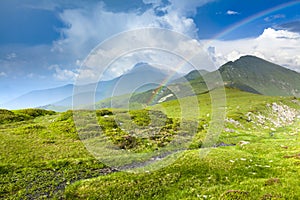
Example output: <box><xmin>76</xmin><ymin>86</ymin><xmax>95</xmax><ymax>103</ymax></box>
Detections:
<box><xmin>0</xmin><ymin>108</ymin><xmax>55</xmax><ymax>124</ymax></box>
<box><xmin>172</xmin><ymin>55</ymin><xmax>300</xmax><ymax>97</ymax></box>
<box><xmin>97</xmin><ymin>109</ymin><xmax>182</xmax><ymax>151</ymax></box>
<box><xmin>1</xmin><ymin>89</ymin><xmax>300</xmax><ymax>199</ymax></box>
<box><xmin>219</xmin><ymin>55</ymin><xmax>300</xmax><ymax>96</ymax></box>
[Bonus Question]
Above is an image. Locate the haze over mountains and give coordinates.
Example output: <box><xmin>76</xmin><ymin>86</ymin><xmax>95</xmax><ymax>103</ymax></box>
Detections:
<box><xmin>1</xmin><ymin>55</ymin><xmax>300</xmax><ymax>111</ymax></box>
<box><xmin>1</xmin><ymin>63</ymin><xmax>180</xmax><ymax>110</ymax></box>
<box><xmin>97</xmin><ymin>55</ymin><xmax>300</xmax><ymax>109</ymax></box>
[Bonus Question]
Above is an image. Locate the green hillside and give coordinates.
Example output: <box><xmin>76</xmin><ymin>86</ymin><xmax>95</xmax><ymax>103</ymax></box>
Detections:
<box><xmin>218</xmin><ymin>55</ymin><xmax>300</xmax><ymax>96</ymax></box>
<box><xmin>95</xmin><ymin>55</ymin><xmax>300</xmax><ymax>110</ymax></box>
<box><xmin>1</xmin><ymin>89</ymin><xmax>300</xmax><ymax>199</ymax></box>
<box><xmin>41</xmin><ymin>55</ymin><xmax>300</xmax><ymax>112</ymax></box>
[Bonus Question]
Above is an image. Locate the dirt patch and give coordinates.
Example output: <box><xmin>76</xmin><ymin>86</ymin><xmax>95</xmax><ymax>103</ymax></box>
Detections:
<box><xmin>265</xmin><ymin>178</ymin><xmax>280</xmax><ymax>186</ymax></box>
<box><xmin>283</xmin><ymin>153</ymin><xmax>300</xmax><ymax>159</ymax></box>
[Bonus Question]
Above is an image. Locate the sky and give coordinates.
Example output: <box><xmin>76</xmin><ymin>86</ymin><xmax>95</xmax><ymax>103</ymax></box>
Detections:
<box><xmin>0</xmin><ymin>0</ymin><xmax>300</xmax><ymax>103</ymax></box>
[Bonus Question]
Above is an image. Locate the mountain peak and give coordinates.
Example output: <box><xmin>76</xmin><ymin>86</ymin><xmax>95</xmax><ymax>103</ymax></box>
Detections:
<box><xmin>239</xmin><ymin>55</ymin><xmax>260</xmax><ymax>59</ymax></box>
<box><xmin>129</xmin><ymin>62</ymin><xmax>159</xmax><ymax>73</ymax></box>
<box><xmin>220</xmin><ymin>55</ymin><xmax>282</xmax><ymax>72</ymax></box>
<box><xmin>218</xmin><ymin>55</ymin><xmax>300</xmax><ymax>96</ymax></box>
<box><xmin>128</xmin><ymin>62</ymin><xmax>179</xmax><ymax>78</ymax></box>
<box><xmin>133</xmin><ymin>62</ymin><xmax>148</xmax><ymax>68</ymax></box>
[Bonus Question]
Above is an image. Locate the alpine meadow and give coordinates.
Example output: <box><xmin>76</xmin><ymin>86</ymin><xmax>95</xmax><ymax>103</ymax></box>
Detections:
<box><xmin>1</xmin><ymin>1</ymin><xmax>300</xmax><ymax>199</ymax></box>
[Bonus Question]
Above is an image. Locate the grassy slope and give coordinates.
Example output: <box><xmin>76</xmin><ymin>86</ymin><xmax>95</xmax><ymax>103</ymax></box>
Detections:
<box><xmin>65</xmin><ymin>89</ymin><xmax>300</xmax><ymax>199</ymax></box>
<box><xmin>0</xmin><ymin>110</ymin><xmax>107</xmax><ymax>199</ymax></box>
<box><xmin>1</xmin><ymin>89</ymin><xmax>300</xmax><ymax>199</ymax></box>
<box><xmin>218</xmin><ymin>55</ymin><xmax>300</xmax><ymax>96</ymax></box>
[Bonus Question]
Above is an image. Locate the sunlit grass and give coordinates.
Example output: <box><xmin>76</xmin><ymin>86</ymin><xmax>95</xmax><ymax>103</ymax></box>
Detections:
<box><xmin>1</xmin><ymin>89</ymin><xmax>299</xmax><ymax>199</ymax></box>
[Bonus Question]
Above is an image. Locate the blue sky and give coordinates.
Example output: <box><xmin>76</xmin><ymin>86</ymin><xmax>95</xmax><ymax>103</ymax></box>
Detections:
<box><xmin>0</xmin><ymin>0</ymin><xmax>300</xmax><ymax>103</ymax></box>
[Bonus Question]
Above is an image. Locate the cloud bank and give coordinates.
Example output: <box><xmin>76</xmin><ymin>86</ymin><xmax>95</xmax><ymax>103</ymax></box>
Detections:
<box><xmin>52</xmin><ymin>0</ymin><xmax>213</xmax><ymax>57</ymax></box>
<box><xmin>53</xmin><ymin>1</ymin><xmax>300</xmax><ymax>81</ymax></box>
<box><xmin>50</xmin><ymin>0</ymin><xmax>216</xmax><ymax>81</ymax></box>
<box><xmin>205</xmin><ymin>28</ymin><xmax>300</xmax><ymax>72</ymax></box>
<box><xmin>2</xmin><ymin>0</ymin><xmax>300</xmax><ymax>85</ymax></box>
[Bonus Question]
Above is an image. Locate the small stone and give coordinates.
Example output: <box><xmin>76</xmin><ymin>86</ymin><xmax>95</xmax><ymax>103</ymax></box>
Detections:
<box><xmin>280</xmin><ymin>145</ymin><xmax>288</xmax><ymax>149</ymax></box>
<box><xmin>238</xmin><ymin>141</ymin><xmax>250</xmax><ymax>147</ymax></box>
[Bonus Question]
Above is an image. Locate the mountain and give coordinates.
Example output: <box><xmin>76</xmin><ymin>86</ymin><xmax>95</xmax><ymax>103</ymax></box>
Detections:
<box><xmin>218</xmin><ymin>55</ymin><xmax>300</xmax><ymax>96</ymax></box>
<box><xmin>172</xmin><ymin>69</ymin><xmax>208</xmax><ymax>83</ymax></box>
<box><xmin>1</xmin><ymin>84</ymin><xmax>74</xmax><ymax>110</ymax></box>
<box><xmin>95</xmin><ymin>55</ymin><xmax>300</xmax><ymax>109</ymax></box>
<box><xmin>3</xmin><ymin>56</ymin><xmax>299</xmax><ymax>110</ymax></box>
<box><xmin>1</xmin><ymin>63</ymin><xmax>172</xmax><ymax>110</ymax></box>
<box><xmin>36</xmin><ymin>63</ymin><xmax>179</xmax><ymax>110</ymax></box>
<box><xmin>171</xmin><ymin>55</ymin><xmax>300</xmax><ymax>97</ymax></box>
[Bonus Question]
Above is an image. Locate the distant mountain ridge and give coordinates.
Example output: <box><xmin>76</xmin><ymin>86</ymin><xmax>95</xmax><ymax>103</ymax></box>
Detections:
<box><xmin>1</xmin><ymin>63</ymin><xmax>179</xmax><ymax>110</ymax></box>
<box><xmin>96</xmin><ymin>55</ymin><xmax>300</xmax><ymax>109</ymax></box>
<box><xmin>52</xmin><ymin>63</ymin><xmax>171</xmax><ymax>108</ymax></box>
<box><xmin>1</xmin><ymin>84</ymin><xmax>74</xmax><ymax>110</ymax></box>
<box><xmin>2</xmin><ymin>55</ymin><xmax>300</xmax><ymax>110</ymax></box>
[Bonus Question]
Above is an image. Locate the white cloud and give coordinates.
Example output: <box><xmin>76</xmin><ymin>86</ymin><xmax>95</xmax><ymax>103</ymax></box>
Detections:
<box><xmin>53</xmin><ymin>0</ymin><xmax>215</xmax><ymax>62</ymax></box>
<box><xmin>75</xmin><ymin>28</ymin><xmax>215</xmax><ymax>84</ymax></box>
<box><xmin>226</xmin><ymin>10</ymin><xmax>240</xmax><ymax>15</ymax></box>
<box><xmin>0</xmin><ymin>44</ymin><xmax>73</xmax><ymax>77</ymax></box>
<box><xmin>264</xmin><ymin>14</ymin><xmax>285</xmax><ymax>22</ymax></box>
<box><xmin>50</xmin><ymin>64</ymin><xmax>78</xmax><ymax>81</ymax></box>
<box><xmin>6</xmin><ymin>53</ymin><xmax>17</xmax><ymax>60</ymax></box>
<box><xmin>49</xmin><ymin>0</ymin><xmax>217</xmax><ymax>82</ymax></box>
<box><xmin>27</xmin><ymin>73</ymin><xmax>34</xmax><ymax>78</ymax></box>
<box><xmin>203</xmin><ymin>28</ymin><xmax>300</xmax><ymax>72</ymax></box>
<box><xmin>0</xmin><ymin>72</ymin><xmax>7</xmax><ymax>77</ymax></box>
<box><xmin>142</xmin><ymin>0</ymin><xmax>162</xmax><ymax>6</ymax></box>
<box><xmin>26</xmin><ymin>73</ymin><xmax>46</xmax><ymax>79</ymax></box>
<box><xmin>167</xmin><ymin>0</ymin><xmax>215</xmax><ymax>16</ymax></box>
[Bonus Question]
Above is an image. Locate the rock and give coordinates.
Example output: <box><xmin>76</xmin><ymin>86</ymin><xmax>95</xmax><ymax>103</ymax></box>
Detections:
<box><xmin>247</xmin><ymin>102</ymin><xmax>298</xmax><ymax>128</ymax></box>
<box><xmin>224</xmin><ymin>128</ymin><xmax>235</xmax><ymax>133</ymax></box>
<box><xmin>238</xmin><ymin>141</ymin><xmax>250</xmax><ymax>147</ymax></box>
<box><xmin>280</xmin><ymin>145</ymin><xmax>288</xmax><ymax>149</ymax></box>
<box><xmin>225</xmin><ymin>118</ymin><xmax>243</xmax><ymax>127</ymax></box>
<box><xmin>214</xmin><ymin>142</ymin><xmax>235</xmax><ymax>147</ymax></box>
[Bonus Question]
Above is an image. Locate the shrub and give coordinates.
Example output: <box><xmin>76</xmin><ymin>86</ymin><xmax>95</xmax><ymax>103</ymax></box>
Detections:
<box><xmin>0</xmin><ymin>109</ymin><xmax>29</xmax><ymax>124</ymax></box>
<box><xmin>96</xmin><ymin>109</ymin><xmax>113</xmax><ymax>117</ymax></box>
<box><xmin>16</xmin><ymin>108</ymin><xmax>56</xmax><ymax>118</ymax></box>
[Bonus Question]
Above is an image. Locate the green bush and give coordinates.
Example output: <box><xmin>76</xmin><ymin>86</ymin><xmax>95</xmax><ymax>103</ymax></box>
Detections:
<box><xmin>96</xmin><ymin>109</ymin><xmax>113</xmax><ymax>116</ymax></box>
<box><xmin>57</xmin><ymin>110</ymin><xmax>73</xmax><ymax>121</ymax></box>
<box><xmin>0</xmin><ymin>108</ymin><xmax>56</xmax><ymax>124</ymax></box>
<box><xmin>129</xmin><ymin>109</ymin><xmax>151</xmax><ymax>126</ymax></box>
<box><xmin>0</xmin><ymin>109</ymin><xmax>30</xmax><ymax>124</ymax></box>
<box><xmin>16</xmin><ymin>108</ymin><xmax>56</xmax><ymax>118</ymax></box>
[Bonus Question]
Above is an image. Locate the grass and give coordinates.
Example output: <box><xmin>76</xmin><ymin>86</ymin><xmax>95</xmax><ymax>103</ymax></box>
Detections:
<box><xmin>65</xmin><ymin>139</ymin><xmax>300</xmax><ymax>199</ymax></box>
<box><xmin>0</xmin><ymin>110</ymin><xmax>107</xmax><ymax>199</ymax></box>
<box><xmin>1</xmin><ymin>89</ymin><xmax>299</xmax><ymax>199</ymax></box>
